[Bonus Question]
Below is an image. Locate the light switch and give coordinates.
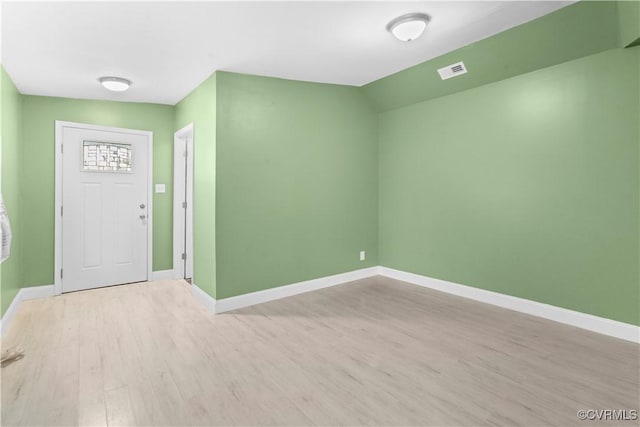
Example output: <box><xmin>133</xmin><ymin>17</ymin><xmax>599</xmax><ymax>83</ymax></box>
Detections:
<box><xmin>155</xmin><ymin>184</ymin><xmax>166</xmax><ymax>193</ymax></box>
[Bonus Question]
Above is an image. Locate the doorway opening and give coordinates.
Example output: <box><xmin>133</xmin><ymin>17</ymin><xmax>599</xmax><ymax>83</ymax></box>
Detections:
<box><xmin>173</xmin><ymin>123</ymin><xmax>194</xmax><ymax>281</ymax></box>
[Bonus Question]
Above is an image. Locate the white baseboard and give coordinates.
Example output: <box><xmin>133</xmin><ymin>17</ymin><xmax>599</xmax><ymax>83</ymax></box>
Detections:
<box><xmin>151</xmin><ymin>269</ymin><xmax>176</xmax><ymax>281</ymax></box>
<box><xmin>190</xmin><ymin>265</ymin><xmax>639</xmax><ymax>343</ymax></box>
<box><xmin>216</xmin><ymin>267</ymin><xmax>379</xmax><ymax>313</ymax></box>
<box><xmin>191</xmin><ymin>267</ymin><xmax>379</xmax><ymax>315</ymax></box>
<box><xmin>379</xmin><ymin>267</ymin><xmax>640</xmax><ymax>344</ymax></box>
<box><xmin>191</xmin><ymin>282</ymin><xmax>217</xmax><ymax>313</ymax></box>
<box><xmin>1</xmin><ymin>268</ymin><xmax>634</xmax><ymax>344</ymax></box>
<box><xmin>1</xmin><ymin>284</ymin><xmax>55</xmax><ymax>336</ymax></box>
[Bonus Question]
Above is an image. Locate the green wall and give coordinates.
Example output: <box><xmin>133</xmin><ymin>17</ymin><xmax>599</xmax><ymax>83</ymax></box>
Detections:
<box><xmin>363</xmin><ymin>1</ymin><xmax>621</xmax><ymax>112</ymax></box>
<box><xmin>175</xmin><ymin>72</ymin><xmax>217</xmax><ymax>298</ymax></box>
<box><xmin>378</xmin><ymin>48</ymin><xmax>639</xmax><ymax>325</ymax></box>
<box><xmin>618</xmin><ymin>0</ymin><xmax>640</xmax><ymax>47</ymax></box>
<box><xmin>215</xmin><ymin>72</ymin><xmax>378</xmax><ymax>299</ymax></box>
<box><xmin>1</xmin><ymin>67</ymin><xmax>23</xmax><ymax>315</ymax></box>
<box><xmin>21</xmin><ymin>96</ymin><xmax>175</xmax><ymax>287</ymax></box>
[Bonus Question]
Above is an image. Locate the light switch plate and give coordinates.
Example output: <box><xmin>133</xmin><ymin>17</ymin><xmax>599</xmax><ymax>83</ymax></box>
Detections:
<box><xmin>155</xmin><ymin>184</ymin><xmax>166</xmax><ymax>193</ymax></box>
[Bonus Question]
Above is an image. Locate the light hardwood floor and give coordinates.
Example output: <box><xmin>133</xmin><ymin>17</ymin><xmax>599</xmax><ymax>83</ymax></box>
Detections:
<box><xmin>1</xmin><ymin>277</ymin><xmax>638</xmax><ymax>426</ymax></box>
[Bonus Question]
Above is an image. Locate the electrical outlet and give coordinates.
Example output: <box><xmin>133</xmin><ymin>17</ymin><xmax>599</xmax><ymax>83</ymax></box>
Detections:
<box><xmin>360</xmin><ymin>250</ymin><xmax>365</xmax><ymax>261</ymax></box>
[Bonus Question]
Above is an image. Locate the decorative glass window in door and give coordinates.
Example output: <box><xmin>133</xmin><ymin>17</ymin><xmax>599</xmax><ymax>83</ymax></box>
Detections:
<box><xmin>83</xmin><ymin>141</ymin><xmax>132</xmax><ymax>172</ymax></box>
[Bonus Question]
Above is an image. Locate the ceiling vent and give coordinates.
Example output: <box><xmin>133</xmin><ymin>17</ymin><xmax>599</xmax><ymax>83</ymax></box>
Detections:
<box><xmin>437</xmin><ymin>61</ymin><xmax>468</xmax><ymax>80</ymax></box>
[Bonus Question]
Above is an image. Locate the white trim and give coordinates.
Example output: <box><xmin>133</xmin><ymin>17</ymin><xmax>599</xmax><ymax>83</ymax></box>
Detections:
<box><xmin>151</xmin><ymin>270</ymin><xmax>175</xmax><ymax>281</ymax></box>
<box><xmin>190</xmin><ymin>265</ymin><xmax>639</xmax><ymax>343</ymax></box>
<box><xmin>191</xmin><ymin>282</ymin><xmax>217</xmax><ymax>313</ymax></box>
<box><xmin>0</xmin><ymin>285</ymin><xmax>54</xmax><ymax>336</ymax></box>
<box><xmin>216</xmin><ymin>267</ymin><xmax>379</xmax><ymax>313</ymax></box>
<box><xmin>378</xmin><ymin>267</ymin><xmax>640</xmax><ymax>344</ymax></box>
<box><xmin>54</xmin><ymin>122</ymin><xmax>63</xmax><ymax>295</ymax></box>
<box><xmin>54</xmin><ymin>121</ymin><xmax>154</xmax><ymax>295</ymax></box>
<box><xmin>4</xmin><ymin>268</ymin><xmax>636</xmax><ymax>344</ymax></box>
<box><xmin>147</xmin><ymin>128</ymin><xmax>154</xmax><ymax>283</ymax></box>
<box><xmin>15</xmin><ymin>284</ymin><xmax>54</xmax><ymax>300</ymax></box>
<box><xmin>191</xmin><ymin>267</ymin><xmax>379</xmax><ymax>315</ymax></box>
<box><xmin>173</xmin><ymin>123</ymin><xmax>194</xmax><ymax>280</ymax></box>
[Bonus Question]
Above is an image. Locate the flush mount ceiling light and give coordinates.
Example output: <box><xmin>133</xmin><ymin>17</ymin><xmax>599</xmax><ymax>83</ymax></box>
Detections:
<box><xmin>98</xmin><ymin>76</ymin><xmax>132</xmax><ymax>92</ymax></box>
<box><xmin>387</xmin><ymin>13</ymin><xmax>430</xmax><ymax>42</ymax></box>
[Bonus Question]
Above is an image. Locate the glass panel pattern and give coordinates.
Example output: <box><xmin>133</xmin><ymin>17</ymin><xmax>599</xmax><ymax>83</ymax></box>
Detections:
<box><xmin>83</xmin><ymin>141</ymin><xmax>132</xmax><ymax>172</ymax></box>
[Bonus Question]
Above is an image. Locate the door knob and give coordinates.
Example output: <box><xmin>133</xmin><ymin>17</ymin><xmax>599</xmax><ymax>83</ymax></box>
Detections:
<box><xmin>140</xmin><ymin>204</ymin><xmax>145</xmax><ymax>209</ymax></box>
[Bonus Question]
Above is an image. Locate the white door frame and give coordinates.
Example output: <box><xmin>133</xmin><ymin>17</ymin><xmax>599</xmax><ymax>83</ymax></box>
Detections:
<box><xmin>173</xmin><ymin>123</ymin><xmax>194</xmax><ymax>279</ymax></box>
<box><xmin>54</xmin><ymin>121</ymin><xmax>154</xmax><ymax>295</ymax></box>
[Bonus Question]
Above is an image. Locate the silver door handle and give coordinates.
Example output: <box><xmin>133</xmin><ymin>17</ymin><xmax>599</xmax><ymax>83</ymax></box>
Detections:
<box><xmin>140</xmin><ymin>214</ymin><xmax>146</xmax><ymax>219</ymax></box>
<box><xmin>140</xmin><ymin>204</ymin><xmax>145</xmax><ymax>209</ymax></box>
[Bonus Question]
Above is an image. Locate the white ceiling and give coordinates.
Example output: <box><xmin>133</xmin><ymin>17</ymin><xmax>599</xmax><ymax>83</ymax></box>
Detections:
<box><xmin>1</xmin><ymin>1</ymin><xmax>572</xmax><ymax>105</ymax></box>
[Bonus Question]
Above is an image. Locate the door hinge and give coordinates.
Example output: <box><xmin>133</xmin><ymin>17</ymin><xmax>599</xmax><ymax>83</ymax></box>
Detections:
<box><xmin>182</xmin><ymin>201</ymin><xmax>187</xmax><ymax>209</ymax></box>
<box><xmin>60</xmin><ymin>269</ymin><xmax>63</xmax><ymax>279</ymax></box>
<box><xmin>61</xmin><ymin>206</ymin><xmax>63</xmax><ymax>216</ymax></box>
<box><xmin>61</xmin><ymin>144</ymin><xmax>64</xmax><ymax>154</ymax></box>
<box><xmin>181</xmin><ymin>253</ymin><xmax>186</xmax><ymax>260</ymax></box>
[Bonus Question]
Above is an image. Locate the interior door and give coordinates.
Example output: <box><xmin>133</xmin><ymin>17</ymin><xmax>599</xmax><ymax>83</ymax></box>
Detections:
<box><xmin>173</xmin><ymin>125</ymin><xmax>193</xmax><ymax>281</ymax></box>
<box><xmin>61</xmin><ymin>124</ymin><xmax>149</xmax><ymax>292</ymax></box>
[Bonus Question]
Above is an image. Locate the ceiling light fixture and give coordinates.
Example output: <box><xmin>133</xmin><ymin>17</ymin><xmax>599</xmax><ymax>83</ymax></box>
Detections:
<box><xmin>99</xmin><ymin>76</ymin><xmax>132</xmax><ymax>92</ymax></box>
<box><xmin>387</xmin><ymin>13</ymin><xmax>430</xmax><ymax>42</ymax></box>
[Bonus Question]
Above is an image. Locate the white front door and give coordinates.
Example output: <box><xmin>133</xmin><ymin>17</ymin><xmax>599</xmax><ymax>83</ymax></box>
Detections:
<box><xmin>59</xmin><ymin>123</ymin><xmax>150</xmax><ymax>293</ymax></box>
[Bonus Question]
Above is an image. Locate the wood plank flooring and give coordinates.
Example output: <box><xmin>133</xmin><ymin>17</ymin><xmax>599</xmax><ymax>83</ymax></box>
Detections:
<box><xmin>1</xmin><ymin>276</ymin><xmax>638</xmax><ymax>426</ymax></box>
